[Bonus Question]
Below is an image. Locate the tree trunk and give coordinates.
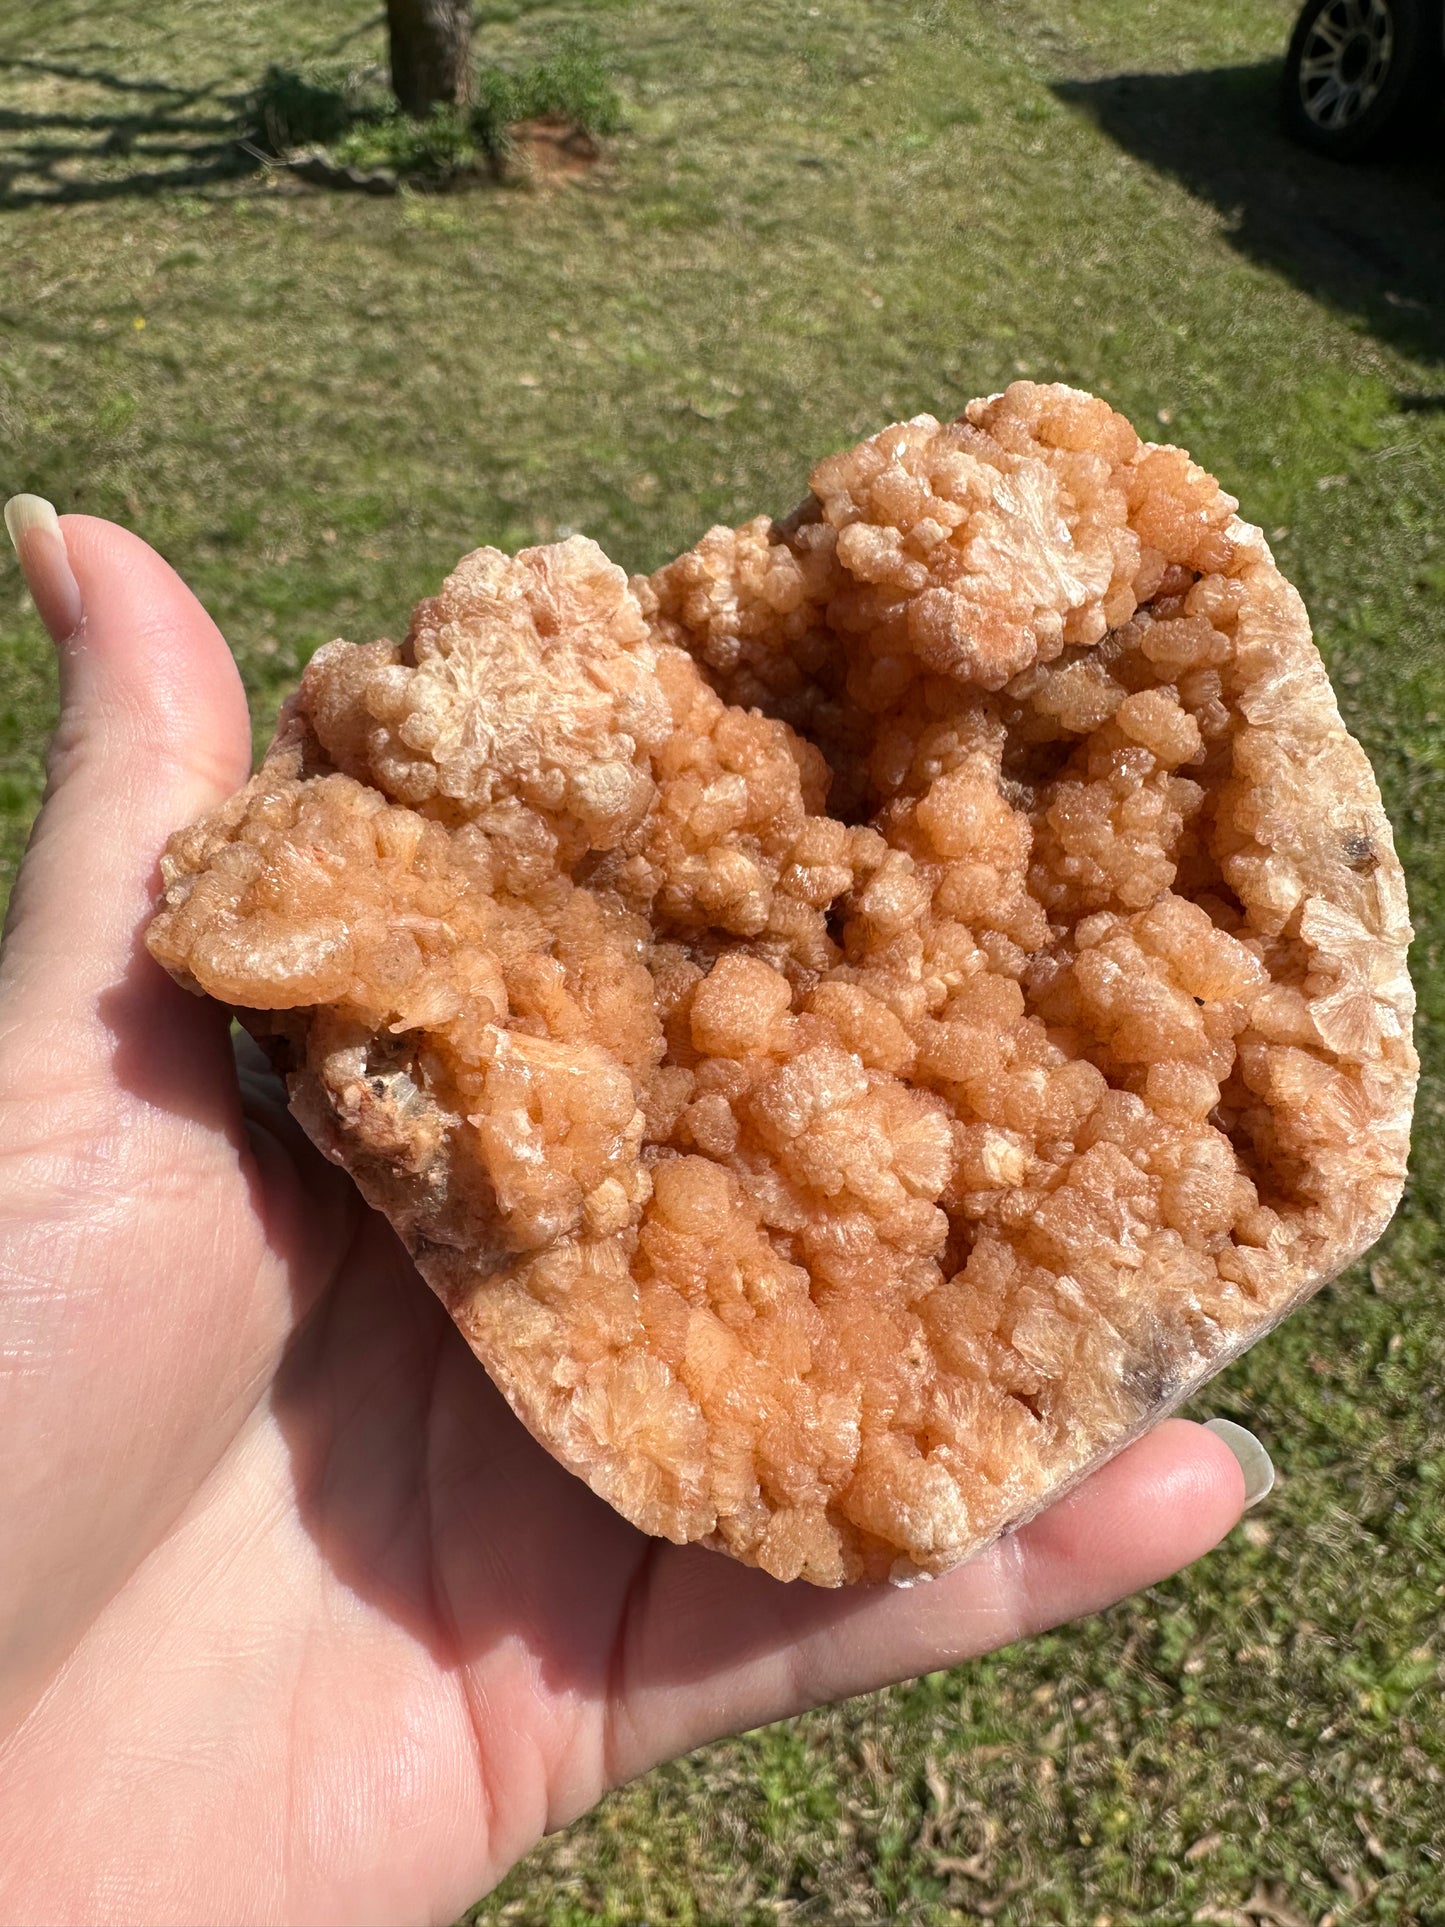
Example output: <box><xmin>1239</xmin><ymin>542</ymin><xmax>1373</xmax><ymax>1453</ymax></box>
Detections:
<box><xmin>385</xmin><ymin>0</ymin><xmax>473</xmax><ymax>118</ymax></box>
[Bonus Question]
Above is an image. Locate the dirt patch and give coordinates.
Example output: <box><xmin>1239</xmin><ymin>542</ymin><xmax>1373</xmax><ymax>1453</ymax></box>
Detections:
<box><xmin>508</xmin><ymin>115</ymin><xmax>602</xmax><ymax>183</ymax></box>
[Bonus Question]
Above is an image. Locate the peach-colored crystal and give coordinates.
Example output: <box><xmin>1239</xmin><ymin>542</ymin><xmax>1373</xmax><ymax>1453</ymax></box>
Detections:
<box><xmin>148</xmin><ymin>384</ymin><xmax>1417</xmax><ymax>1584</ymax></box>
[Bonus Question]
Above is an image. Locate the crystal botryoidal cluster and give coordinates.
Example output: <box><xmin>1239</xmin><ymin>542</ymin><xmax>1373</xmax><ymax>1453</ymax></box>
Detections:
<box><xmin>148</xmin><ymin>383</ymin><xmax>1417</xmax><ymax>1585</ymax></box>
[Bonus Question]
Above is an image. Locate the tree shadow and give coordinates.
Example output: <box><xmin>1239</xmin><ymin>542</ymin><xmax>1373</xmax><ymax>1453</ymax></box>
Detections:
<box><xmin>0</xmin><ymin>55</ymin><xmax>257</xmax><ymax>206</ymax></box>
<box><xmin>1052</xmin><ymin>61</ymin><xmax>1445</xmax><ymax>375</ymax></box>
<box><xmin>0</xmin><ymin>2</ymin><xmax>390</xmax><ymax>207</ymax></box>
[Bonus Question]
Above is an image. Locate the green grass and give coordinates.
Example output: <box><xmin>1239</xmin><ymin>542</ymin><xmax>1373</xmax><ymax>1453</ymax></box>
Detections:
<box><xmin>251</xmin><ymin>29</ymin><xmax>624</xmax><ymax>184</ymax></box>
<box><xmin>3</xmin><ymin>0</ymin><xmax>1444</xmax><ymax>1919</ymax></box>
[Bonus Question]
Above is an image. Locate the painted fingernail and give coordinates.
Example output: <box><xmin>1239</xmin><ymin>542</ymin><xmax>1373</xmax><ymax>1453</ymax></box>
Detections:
<box><xmin>1203</xmin><ymin>1418</ymin><xmax>1275</xmax><ymax>1510</ymax></box>
<box><xmin>5</xmin><ymin>494</ymin><xmax>83</xmax><ymax>643</ymax></box>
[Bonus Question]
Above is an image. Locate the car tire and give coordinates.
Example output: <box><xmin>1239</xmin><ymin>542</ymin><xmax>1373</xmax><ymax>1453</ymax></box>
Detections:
<box><xmin>1281</xmin><ymin>0</ymin><xmax>1444</xmax><ymax>159</ymax></box>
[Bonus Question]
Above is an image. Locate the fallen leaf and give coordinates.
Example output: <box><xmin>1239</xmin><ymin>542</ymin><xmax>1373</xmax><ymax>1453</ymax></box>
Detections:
<box><xmin>1184</xmin><ymin>1832</ymin><xmax>1223</xmax><ymax>1863</ymax></box>
<box><xmin>1243</xmin><ymin>1883</ymin><xmax>1311</xmax><ymax>1927</ymax></box>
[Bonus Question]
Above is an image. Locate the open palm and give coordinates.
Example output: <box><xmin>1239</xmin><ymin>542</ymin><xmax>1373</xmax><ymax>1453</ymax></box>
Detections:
<box><xmin>0</xmin><ymin>514</ymin><xmax>1249</xmax><ymax>1926</ymax></box>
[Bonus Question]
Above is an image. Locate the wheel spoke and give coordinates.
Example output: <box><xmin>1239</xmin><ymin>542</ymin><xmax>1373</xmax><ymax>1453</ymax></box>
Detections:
<box><xmin>1311</xmin><ymin>74</ymin><xmax>1345</xmax><ymax>123</ymax></box>
<box><xmin>1306</xmin><ymin>16</ymin><xmax>1346</xmax><ymax>55</ymax></box>
<box><xmin>1328</xmin><ymin>80</ymin><xmax>1366</xmax><ymax>124</ymax></box>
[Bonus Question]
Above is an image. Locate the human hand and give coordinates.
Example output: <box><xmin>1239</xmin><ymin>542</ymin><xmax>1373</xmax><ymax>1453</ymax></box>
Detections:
<box><xmin>0</xmin><ymin>504</ymin><xmax>1262</xmax><ymax>1926</ymax></box>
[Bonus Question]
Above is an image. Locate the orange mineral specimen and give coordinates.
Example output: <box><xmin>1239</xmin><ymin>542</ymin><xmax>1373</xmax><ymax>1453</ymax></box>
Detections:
<box><xmin>147</xmin><ymin>383</ymin><xmax>1417</xmax><ymax>1584</ymax></box>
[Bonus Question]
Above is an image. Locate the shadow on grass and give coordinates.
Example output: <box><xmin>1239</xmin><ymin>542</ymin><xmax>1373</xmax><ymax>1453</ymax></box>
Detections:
<box><xmin>0</xmin><ymin>56</ymin><xmax>256</xmax><ymax>205</ymax></box>
<box><xmin>1053</xmin><ymin>61</ymin><xmax>1445</xmax><ymax>376</ymax></box>
<box><xmin>0</xmin><ymin>25</ymin><xmax>615</xmax><ymax>205</ymax></box>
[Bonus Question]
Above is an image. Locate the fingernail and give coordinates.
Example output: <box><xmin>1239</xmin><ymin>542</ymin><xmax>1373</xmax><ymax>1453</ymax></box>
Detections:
<box><xmin>5</xmin><ymin>494</ymin><xmax>83</xmax><ymax>643</ymax></box>
<box><xmin>1203</xmin><ymin>1417</ymin><xmax>1275</xmax><ymax>1510</ymax></box>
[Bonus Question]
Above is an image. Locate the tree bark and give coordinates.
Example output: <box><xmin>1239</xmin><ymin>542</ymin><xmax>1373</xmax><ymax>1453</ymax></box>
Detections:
<box><xmin>385</xmin><ymin>0</ymin><xmax>474</xmax><ymax>118</ymax></box>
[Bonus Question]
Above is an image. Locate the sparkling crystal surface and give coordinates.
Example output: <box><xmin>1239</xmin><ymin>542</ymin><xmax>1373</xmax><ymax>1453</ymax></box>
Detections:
<box><xmin>148</xmin><ymin>385</ymin><xmax>1417</xmax><ymax>1584</ymax></box>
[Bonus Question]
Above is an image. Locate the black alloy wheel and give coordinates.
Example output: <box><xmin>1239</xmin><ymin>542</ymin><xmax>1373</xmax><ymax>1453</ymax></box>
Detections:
<box><xmin>1281</xmin><ymin>0</ymin><xmax>1443</xmax><ymax>157</ymax></box>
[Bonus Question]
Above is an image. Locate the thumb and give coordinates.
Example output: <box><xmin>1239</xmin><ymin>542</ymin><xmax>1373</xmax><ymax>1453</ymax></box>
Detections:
<box><xmin>0</xmin><ymin>500</ymin><xmax>252</xmax><ymax>1083</ymax></box>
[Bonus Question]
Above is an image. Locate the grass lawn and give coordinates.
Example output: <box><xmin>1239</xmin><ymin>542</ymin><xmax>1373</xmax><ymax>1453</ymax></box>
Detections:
<box><xmin>3</xmin><ymin>0</ymin><xmax>1443</xmax><ymax>1919</ymax></box>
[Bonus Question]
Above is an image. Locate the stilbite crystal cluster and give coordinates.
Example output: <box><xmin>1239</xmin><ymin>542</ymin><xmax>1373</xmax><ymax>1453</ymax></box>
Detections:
<box><xmin>148</xmin><ymin>384</ymin><xmax>1417</xmax><ymax>1585</ymax></box>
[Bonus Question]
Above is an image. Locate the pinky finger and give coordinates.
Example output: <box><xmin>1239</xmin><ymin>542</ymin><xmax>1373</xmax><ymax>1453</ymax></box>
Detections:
<box><xmin>604</xmin><ymin>1417</ymin><xmax>1259</xmax><ymax>1787</ymax></box>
